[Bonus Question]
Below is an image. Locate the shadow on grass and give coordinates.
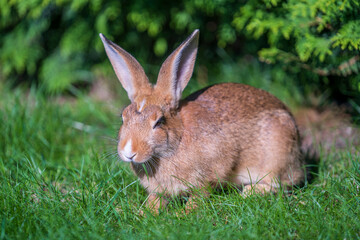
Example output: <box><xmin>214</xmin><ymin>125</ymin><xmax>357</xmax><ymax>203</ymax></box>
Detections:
<box><xmin>303</xmin><ymin>152</ymin><xmax>320</xmax><ymax>186</ymax></box>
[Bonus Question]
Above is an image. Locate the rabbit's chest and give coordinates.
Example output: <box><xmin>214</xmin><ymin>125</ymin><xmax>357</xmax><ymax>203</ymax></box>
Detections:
<box><xmin>138</xmin><ymin>160</ymin><xmax>194</xmax><ymax>196</ymax></box>
<box><xmin>139</xmin><ymin>172</ymin><xmax>189</xmax><ymax>196</ymax></box>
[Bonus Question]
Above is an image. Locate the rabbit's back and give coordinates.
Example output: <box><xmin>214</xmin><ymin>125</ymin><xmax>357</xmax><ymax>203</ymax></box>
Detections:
<box><xmin>178</xmin><ymin>83</ymin><xmax>303</xmax><ymax>189</ymax></box>
<box><xmin>180</xmin><ymin>83</ymin><xmax>292</xmax><ymax>145</ymax></box>
<box><xmin>183</xmin><ymin>83</ymin><xmax>288</xmax><ymax>119</ymax></box>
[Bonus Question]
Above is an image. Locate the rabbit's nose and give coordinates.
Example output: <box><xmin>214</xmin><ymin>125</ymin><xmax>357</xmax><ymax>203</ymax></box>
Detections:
<box><xmin>119</xmin><ymin>139</ymin><xmax>137</xmax><ymax>162</ymax></box>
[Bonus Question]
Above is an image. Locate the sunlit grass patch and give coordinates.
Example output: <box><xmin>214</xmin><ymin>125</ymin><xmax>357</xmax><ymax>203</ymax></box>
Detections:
<box><xmin>0</xmin><ymin>84</ymin><xmax>359</xmax><ymax>239</ymax></box>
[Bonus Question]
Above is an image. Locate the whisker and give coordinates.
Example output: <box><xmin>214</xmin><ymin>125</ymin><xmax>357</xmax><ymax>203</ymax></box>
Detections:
<box><xmin>101</xmin><ymin>136</ymin><xmax>119</xmax><ymax>143</ymax></box>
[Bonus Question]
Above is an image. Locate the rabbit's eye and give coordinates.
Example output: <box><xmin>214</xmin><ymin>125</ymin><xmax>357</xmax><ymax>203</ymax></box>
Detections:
<box><xmin>120</xmin><ymin>109</ymin><xmax>125</xmax><ymax>123</ymax></box>
<box><xmin>153</xmin><ymin>116</ymin><xmax>165</xmax><ymax>129</ymax></box>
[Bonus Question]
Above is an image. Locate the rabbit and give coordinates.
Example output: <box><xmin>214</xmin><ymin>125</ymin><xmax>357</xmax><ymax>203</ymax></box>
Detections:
<box><xmin>99</xmin><ymin>29</ymin><xmax>304</xmax><ymax>213</ymax></box>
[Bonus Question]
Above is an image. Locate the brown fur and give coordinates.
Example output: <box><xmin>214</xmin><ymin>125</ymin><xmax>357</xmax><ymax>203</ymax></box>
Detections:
<box><xmin>100</xmin><ymin>30</ymin><xmax>304</xmax><ymax>213</ymax></box>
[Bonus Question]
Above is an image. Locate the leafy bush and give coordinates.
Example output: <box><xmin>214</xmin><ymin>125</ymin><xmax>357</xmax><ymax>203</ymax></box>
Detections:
<box><xmin>0</xmin><ymin>0</ymin><xmax>240</xmax><ymax>92</ymax></box>
<box><xmin>0</xmin><ymin>0</ymin><xmax>359</xmax><ymax>106</ymax></box>
<box><xmin>232</xmin><ymin>0</ymin><xmax>360</xmax><ymax>104</ymax></box>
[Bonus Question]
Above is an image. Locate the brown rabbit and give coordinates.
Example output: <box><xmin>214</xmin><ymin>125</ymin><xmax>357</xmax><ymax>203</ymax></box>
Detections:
<box><xmin>99</xmin><ymin>30</ymin><xmax>304</xmax><ymax>213</ymax></box>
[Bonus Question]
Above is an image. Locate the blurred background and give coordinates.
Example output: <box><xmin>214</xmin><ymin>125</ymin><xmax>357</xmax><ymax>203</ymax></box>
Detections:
<box><xmin>1</xmin><ymin>0</ymin><xmax>359</xmax><ymax>115</ymax></box>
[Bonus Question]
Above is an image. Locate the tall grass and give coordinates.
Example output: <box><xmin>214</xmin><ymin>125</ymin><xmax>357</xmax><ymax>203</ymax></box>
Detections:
<box><xmin>0</xmin><ymin>84</ymin><xmax>359</xmax><ymax>239</ymax></box>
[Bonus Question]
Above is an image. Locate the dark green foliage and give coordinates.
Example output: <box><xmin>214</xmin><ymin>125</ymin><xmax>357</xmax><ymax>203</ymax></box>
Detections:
<box><xmin>233</xmin><ymin>0</ymin><xmax>360</xmax><ymax>104</ymax></box>
<box><xmin>0</xmin><ymin>0</ymin><xmax>243</xmax><ymax>92</ymax></box>
<box><xmin>0</xmin><ymin>0</ymin><xmax>359</xmax><ymax>106</ymax></box>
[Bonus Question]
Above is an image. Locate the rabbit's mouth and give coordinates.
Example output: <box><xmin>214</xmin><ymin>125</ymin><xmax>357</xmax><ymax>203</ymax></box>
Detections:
<box><xmin>130</xmin><ymin>156</ymin><xmax>160</xmax><ymax>178</ymax></box>
<box><xmin>118</xmin><ymin>151</ymin><xmax>148</xmax><ymax>164</ymax></box>
<box><xmin>118</xmin><ymin>145</ymin><xmax>157</xmax><ymax>165</ymax></box>
<box><xmin>131</xmin><ymin>156</ymin><xmax>158</xmax><ymax>165</ymax></box>
<box><xmin>119</xmin><ymin>152</ymin><xmax>137</xmax><ymax>162</ymax></box>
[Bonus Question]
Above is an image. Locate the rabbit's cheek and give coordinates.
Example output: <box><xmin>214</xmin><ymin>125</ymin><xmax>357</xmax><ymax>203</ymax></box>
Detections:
<box><xmin>151</xmin><ymin>128</ymin><xmax>167</xmax><ymax>144</ymax></box>
<box><xmin>150</xmin><ymin>130</ymin><xmax>172</xmax><ymax>157</ymax></box>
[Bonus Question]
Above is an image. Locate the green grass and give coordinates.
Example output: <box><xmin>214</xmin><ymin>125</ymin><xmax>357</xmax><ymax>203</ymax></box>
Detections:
<box><xmin>0</xmin><ymin>84</ymin><xmax>359</xmax><ymax>239</ymax></box>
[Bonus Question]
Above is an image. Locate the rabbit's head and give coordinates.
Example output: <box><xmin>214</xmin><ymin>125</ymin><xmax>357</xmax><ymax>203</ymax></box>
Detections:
<box><xmin>100</xmin><ymin>30</ymin><xmax>199</xmax><ymax>163</ymax></box>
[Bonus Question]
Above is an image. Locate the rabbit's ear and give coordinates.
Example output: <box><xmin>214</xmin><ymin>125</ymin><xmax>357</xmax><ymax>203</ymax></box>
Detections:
<box><xmin>155</xmin><ymin>30</ymin><xmax>199</xmax><ymax>108</ymax></box>
<box><xmin>100</xmin><ymin>34</ymin><xmax>152</xmax><ymax>102</ymax></box>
